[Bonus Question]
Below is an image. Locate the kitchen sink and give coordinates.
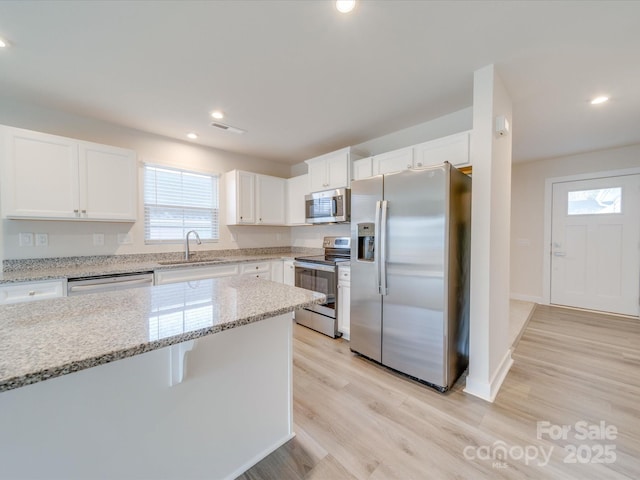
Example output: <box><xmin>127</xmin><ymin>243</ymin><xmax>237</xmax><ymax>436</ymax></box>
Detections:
<box><xmin>157</xmin><ymin>259</ymin><xmax>225</xmax><ymax>266</ymax></box>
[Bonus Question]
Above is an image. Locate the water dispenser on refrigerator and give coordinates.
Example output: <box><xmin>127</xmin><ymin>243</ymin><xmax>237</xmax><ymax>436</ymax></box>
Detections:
<box><xmin>357</xmin><ymin>223</ymin><xmax>375</xmax><ymax>262</ymax></box>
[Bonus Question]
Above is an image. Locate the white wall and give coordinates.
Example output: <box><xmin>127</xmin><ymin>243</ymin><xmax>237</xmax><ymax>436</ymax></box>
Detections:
<box><xmin>0</xmin><ymin>97</ymin><xmax>291</xmax><ymax>260</ymax></box>
<box><xmin>289</xmin><ymin>223</ymin><xmax>350</xmax><ymax>249</ymax></box>
<box><xmin>354</xmin><ymin>107</ymin><xmax>473</xmax><ymax>157</ymax></box>
<box><xmin>510</xmin><ymin>143</ymin><xmax>640</xmax><ymax>301</ymax></box>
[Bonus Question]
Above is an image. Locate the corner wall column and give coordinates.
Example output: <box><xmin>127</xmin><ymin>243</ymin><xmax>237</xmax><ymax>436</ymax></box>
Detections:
<box><xmin>464</xmin><ymin>64</ymin><xmax>513</xmax><ymax>402</ymax></box>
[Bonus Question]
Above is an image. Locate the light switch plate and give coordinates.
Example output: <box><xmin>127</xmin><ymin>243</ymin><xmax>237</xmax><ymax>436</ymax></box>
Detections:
<box><xmin>35</xmin><ymin>233</ymin><xmax>49</xmax><ymax>247</ymax></box>
<box><xmin>19</xmin><ymin>233</ymin><xmax>34</xmax><ymax>247</ymax></box>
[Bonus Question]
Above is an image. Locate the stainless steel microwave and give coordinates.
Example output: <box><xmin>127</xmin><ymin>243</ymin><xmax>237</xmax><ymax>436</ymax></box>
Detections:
<box><xmin>305</xmin><ymin>188</ymin><xmax>350</xmax><ymax>224</ymax></box>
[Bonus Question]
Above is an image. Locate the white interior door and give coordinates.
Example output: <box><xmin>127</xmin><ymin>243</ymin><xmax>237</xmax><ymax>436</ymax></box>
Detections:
<box><xmin>551</xmin><ymin>174</ymin><xmax>640</xmax><ymax>316</ymax></box>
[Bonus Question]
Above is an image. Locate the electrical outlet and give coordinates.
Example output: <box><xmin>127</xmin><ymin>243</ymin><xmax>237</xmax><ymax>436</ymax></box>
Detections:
<box><xmin>35</xmin><ymin>233</ymin><xmax>49</xmax><ymax>247</ymax></box>
<box><xmin>117</xmin><ymin>233</ymin><xmax>133</xmax><ymax>245</ymax></box>
<box><xmin>19</xmin><ymin>233</ymin><xmax>34</xmax><ymax>247</ymax></box>
<box><xmin>93</xmin><ymin>233</ymin><xmax>105</xmax><ymax>246</ymax></box>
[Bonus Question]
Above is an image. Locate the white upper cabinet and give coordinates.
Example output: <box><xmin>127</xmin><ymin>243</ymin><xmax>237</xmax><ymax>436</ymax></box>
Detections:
<box><xmin>1</xmin><ymin>126</ymin><xmax>137</xmax><ymax>221</ymax></box>
<box><xmin>286</xmin><ymin>174</ymin><xmax>309</xmax><ymax>225</ymax></box>
<box><xmin>413</xmin><ymin>131</ymin><xmax>471</xmax><ymax>168</ymax></box>
<box><xmin>352</xmin><ymin>157</ymin><xmax>373</xmax><ymax>182</ymax></box>
<box><xmin>374</xmin><ymin>146</ymin><xmax>415</xmax><ymax>175</ymax></box>
<box><xmin>349</xmin><ymin>131</ymin><xmax>472</xmax><ymax>182</ymax></box>
<box><xmin>256</xmin><ymin>174</ymin><xmax>285</xmax><ymax>225</ymax></box>
<box><xmin>79</xmin><ymin>142</ymin><xmax>138</xmax><ymax>221</ymax></box>
<box><xmin>226</xmin><ymin>170</ymin><xmax>256</xmax><ymax>224</ymax></box>
<box><xmin>305</xmin><ymin>146</ymin><xmax>363</xmax><ymax>192</ymax></box>
<box><xmin>226</xmin><ymin>170</ymin><xmax>285</xmax><ymax>225</ymax></box>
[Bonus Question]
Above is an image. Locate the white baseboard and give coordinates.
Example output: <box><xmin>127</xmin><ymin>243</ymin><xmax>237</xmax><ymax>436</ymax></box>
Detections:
<box><xmin>510</xmin><ymin>293</ymin><xmax>544</xmax><ymax>304</ymax></box>
<box><xmin>224</xmin><ymin>432</ymin><xmax>295</xmax><ymax>480</ymax></box>
<box><xmin>464</xmin><ymin>349</ymin><xmax>514</xmax><ymax>402</ymax></box>
<box><xmin>340</xmin><ymin>327</ymin><xmax>350</xmax><ymax>341</ymax></box>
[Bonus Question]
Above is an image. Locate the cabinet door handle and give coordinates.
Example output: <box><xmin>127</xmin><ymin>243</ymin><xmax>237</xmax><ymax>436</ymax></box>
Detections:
<box><xmin>407</xmin><ymin>164</ymin><xmax>412</xmax><ymax>168</ymax></box>
<box><xmin>81</xmin><ymin>209</ymin><xmax>87</xmax><ymax>214</ymax></box>
<box><xmin>28</xmin><ymin>291</ymin><xmax>36</xmax><ymax>296</ymax></box>
<box><xmin>416</xmin><ymin>162</ymin><xmax>423</xmax><ymax>167</ymax></box>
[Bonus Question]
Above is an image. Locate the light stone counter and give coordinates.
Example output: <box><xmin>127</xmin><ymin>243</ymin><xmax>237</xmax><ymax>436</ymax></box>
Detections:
<box><xmin>0</xmin><ymin>251</ymin><xmax>311</xmax><ymax>284</ymax></box>
<box><xmin>0</xmin><ymin>276</ymin><xmax>325</xmax><ymax>392</ymax></box>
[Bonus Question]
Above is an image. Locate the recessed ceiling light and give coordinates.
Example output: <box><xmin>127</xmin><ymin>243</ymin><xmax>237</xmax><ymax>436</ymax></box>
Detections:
<box><xmin>211</xmin><ymin>111</ymin><xmax>224</xmax><ymax>120</ymax></box>
<box><xmin>336</xmin><ymin>0</ymin><xmax>356</xmax><ymax>13</ymax></box>
<box><xmin>590</xmin><ymin>96</ymin><xmax>609</xmax><ymax>105</ymax></box>
<box><xmin>0</xmin><ymin>38</ymin><xmax>8</xmax><ymax>48</ymax></box>
<box><xmin>187</xmin><ymin>132</ymin><xmax>198</xmax><ymax>140</ymax></box>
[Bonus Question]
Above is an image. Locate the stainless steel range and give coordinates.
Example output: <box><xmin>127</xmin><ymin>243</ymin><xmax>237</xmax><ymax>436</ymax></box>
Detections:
<box><xmin>294</xmin><ymin>236</ymin><xmax>350</xmax><ymax>338</ymax></box>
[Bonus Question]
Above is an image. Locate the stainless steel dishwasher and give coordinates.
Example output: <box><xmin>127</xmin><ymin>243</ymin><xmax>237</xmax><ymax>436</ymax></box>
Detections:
<box><xmin>67</xmin><ymin>272</ymin><xmax>154</xmax><ymax>296</ymax></box>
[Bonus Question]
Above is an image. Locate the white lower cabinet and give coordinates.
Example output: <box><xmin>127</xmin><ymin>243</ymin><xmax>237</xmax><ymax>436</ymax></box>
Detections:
<box><xmin>337</xmin><ymin>265</ymin><xmax>350</xmax><ymax>340</ymax></box>
<box><xmin>154</xmin><ymin>264</ymin><xmax>239</xmax><ymax>285</ymax></box>
<box><xmin>0</xmin><ymin>279</ymin><xmax>66</xmax><ymax>305</ymax></box>
<box><xmin>240</xmin><ymin>262</ymin><xmax>271</xmax><ymax>280</ymax></box>
<box><xmin>155</xmin><ymin>260</ymin><xmax>285</xmax><ymax>286</ymax></box>
<box><xmin>282</xmin><ymin>259</ymin><xmax>296</xmax><ymax>319</ymax></box>
<box><xmin>283</xmin><ymin>260</ymin><xmax>295</xmax><ymax>286</ymax></box>
<box><xmin>270</xmin><ymin>260</ymin><xmax>284</xmax><ymax>283</ymax></box>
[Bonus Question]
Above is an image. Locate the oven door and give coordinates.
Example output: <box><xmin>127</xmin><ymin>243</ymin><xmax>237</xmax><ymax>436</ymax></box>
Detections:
<box><xmin>294</xmin><ymin>261</ymin><xmax>337</xmax><ymax>318</ymax></box>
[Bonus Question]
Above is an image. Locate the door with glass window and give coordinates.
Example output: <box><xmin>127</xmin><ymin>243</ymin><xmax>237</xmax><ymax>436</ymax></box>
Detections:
<box><xmin>551</xmin><ymin>174</ymin><xmax>640</xmax><ymax>316</ymax></box>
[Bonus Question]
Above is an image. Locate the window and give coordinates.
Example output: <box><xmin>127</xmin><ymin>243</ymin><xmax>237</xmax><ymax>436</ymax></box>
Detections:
<box><xmin>144</xmin><ymin>164</ymin><xmax>219</xmax><ymax>243</ymax></box>
<box><xmin>567</xmin><ymin>187</ymin><xmax>622</xmax><ymax>215</ymax></box>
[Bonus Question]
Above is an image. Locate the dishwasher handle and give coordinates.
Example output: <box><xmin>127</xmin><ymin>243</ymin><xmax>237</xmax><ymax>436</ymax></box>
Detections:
<box><xmin>67</xmin><ymin>276</ymin><xmax>153</xmax><ymax>295</ymax></box>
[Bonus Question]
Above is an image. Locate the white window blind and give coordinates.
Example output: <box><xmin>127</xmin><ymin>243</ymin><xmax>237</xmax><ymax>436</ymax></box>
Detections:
<box><xmin>144</xmin><ymin>164</ymin><xmax>219</xmax><ymax>243</ymax></box>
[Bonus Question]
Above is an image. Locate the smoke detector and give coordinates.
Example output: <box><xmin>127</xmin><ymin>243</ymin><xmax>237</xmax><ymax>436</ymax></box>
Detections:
<box><xmin>211</xmin><ymin>122</ymin><xmax>246</xmax><ymax>134</ymax></box>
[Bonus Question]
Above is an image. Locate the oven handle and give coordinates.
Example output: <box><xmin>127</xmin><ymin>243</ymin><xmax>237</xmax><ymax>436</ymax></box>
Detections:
<box><xmin>293</xmin><ymin>261</ymin><xmax>336</xmax><ymax>273</ymax></box>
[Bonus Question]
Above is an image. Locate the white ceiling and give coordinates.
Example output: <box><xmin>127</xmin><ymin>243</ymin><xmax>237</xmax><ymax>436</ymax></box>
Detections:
<box><xmin>1</xmin><ymin>1</ymin><xmax>639</xmax><ymax>165</ymax></box>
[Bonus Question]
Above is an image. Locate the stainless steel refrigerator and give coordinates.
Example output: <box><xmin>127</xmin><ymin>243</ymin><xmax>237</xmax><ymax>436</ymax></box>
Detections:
<box><xmin>350</xmin><ymin>163</ymin><xmax>471</xmax><ymax>392</ymax></box>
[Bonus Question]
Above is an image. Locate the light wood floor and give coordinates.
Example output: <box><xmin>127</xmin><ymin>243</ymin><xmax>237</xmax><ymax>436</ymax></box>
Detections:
<box><xmin>238</xmin><ymin>306</ymin><xmax>640</xmax><ymax>479</ymax></box>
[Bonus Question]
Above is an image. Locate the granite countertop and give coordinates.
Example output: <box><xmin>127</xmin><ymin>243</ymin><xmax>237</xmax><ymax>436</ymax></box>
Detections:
<box><xmin>0</xmin><ymin>277</ymin><xmax>325</xmax><ymax>392</ymax></box>
<box><xmin>0</xmin><ymin>251</ymin><xmax>311</xmax><ymax>284</ymax></box>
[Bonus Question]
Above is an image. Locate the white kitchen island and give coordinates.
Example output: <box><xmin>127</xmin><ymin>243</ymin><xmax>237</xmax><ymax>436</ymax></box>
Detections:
<box><xmin>0</xmin><ymin>277</ymin><xmax>324</xmax><ymax>480</ymax></box>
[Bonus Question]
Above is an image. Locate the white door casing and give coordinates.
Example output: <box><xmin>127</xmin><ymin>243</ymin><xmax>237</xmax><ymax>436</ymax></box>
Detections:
<box><xmin>550</xmin><ymin>174</ymin><xmax>640</xmax><ymax>316</ymax></box>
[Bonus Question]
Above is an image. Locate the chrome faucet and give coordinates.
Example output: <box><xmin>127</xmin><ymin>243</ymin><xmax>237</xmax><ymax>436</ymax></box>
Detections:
<box><xmin>184</xmin><ymin>230</ymin><xmax>202</xmax><ymax>260</ymax></box>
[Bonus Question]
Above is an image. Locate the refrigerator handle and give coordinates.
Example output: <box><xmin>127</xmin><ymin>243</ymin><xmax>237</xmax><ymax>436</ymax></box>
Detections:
<box><xmin>375</xmin><ymin>200</ymin><xmax>382</xmax><ymax>294</ymax></box>
<box><xmin>379</xmin><ymin>200</ymin><xmax>388</xmax><ymax>295</ymax></box>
